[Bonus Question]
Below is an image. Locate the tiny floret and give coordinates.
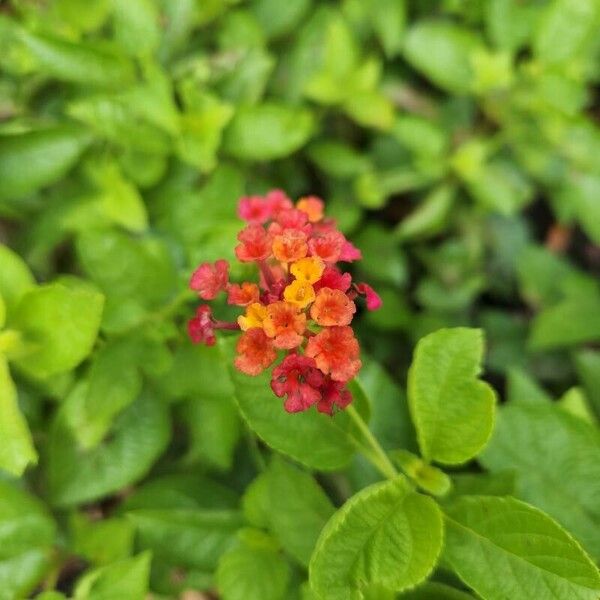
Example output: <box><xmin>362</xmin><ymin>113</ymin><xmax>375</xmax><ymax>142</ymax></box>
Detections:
<box><xmin>188</xmin><ymin>190</ymin><xmax>381</xmax><ymax>415</ymax></box>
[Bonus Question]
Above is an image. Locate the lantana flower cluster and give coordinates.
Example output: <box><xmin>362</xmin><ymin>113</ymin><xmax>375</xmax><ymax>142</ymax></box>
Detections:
<box><xmin>188</xmin><ymin>190</ymin><xmax>382</xmax><ymax>415</ymax></box>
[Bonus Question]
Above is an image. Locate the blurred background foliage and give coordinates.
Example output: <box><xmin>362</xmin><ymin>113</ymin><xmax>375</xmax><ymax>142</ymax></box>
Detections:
<box><xmin>0</xmin><ymin>0</ymin><xmax>599</xmax><ymax>598</ymax></box>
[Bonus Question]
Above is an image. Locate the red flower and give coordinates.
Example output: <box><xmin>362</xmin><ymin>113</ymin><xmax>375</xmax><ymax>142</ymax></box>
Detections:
<box><xmin>190</xmin><ymin>260</ymin><xmax>229</xmax><ymax>300</ymax></box>
<box><xmin>317</xmin><ymin>378</ymin><xmax>353</xmax><ymax>415</ymax></box>
<box><xmin>238</xmin><ymin>195</ymin><xmax>272</xmax><ymax>224</ymax></box>
<box><xmin>339</xmin><ymin>240</ymin><xmax>362</xmax><ymax>262</ymax></box>
<box><xmin>308</xmin><ymin>231</ymin><xmax>345</xmax><ymax>263</ymax></box>
<box><xmin>311</xmin><ymin>287</ymin><xmax>356</xmax><ymax>326</ymax></box>
<box><xmin>188</xmin><ymin>305</ymin><xmax>216</xmax><ymax>346</ymax></box>
<box><xmin>305</xmin><ymin>326</ymin><xmax>361</xmax><ymax>381</ymax></box>
<box><xmin>272</xmin><ymin>229</ymin><xmax>308</xmax><ymax>263</ymax></box>
<box><xmin>234</xmin><ymin>329</ymin><xmax>277</xmax><ymax>376</ymax></box>
<box><xmin>314</xmin><ymin>266</ymin><xmax>352</xmax><ymax>293</ymax></box>
<box><xmin>227</xmin><ymin>282</ymin><xmax>260</xmax><ymax>306</ymax></box>
<box><xmin>356</xmin><ymin>283</ymin><xmax>383</xmax><ymax>310</ymax></box>
<box><xmin>271</xmin><ymin>208</ymin><xmax>311</xmax><ymax>236</ymax></box>
<box><xmin>235</xmin><ymin>224</ymin><xmax>272</xmax><ymax>262</ymax></box>
<box><xmin>271</xmin><ymin>354</ymin><xmax>325</xmax><ymax>413</ymax></box>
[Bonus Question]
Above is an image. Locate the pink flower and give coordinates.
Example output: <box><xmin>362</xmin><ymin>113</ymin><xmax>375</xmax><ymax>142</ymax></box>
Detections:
<box><xmin>238</xmin><ymin>195</ymin><xmax>272</xmax><ymax>224</ymax></box>
<box><xmin>356</xmin><ymin>283</ymin><xmax>383</xmax><ymax>310</ymax></box>
<box><xmin>339</xmin><ymin>240</ymin><xmax>362</xmax><ymax>262</ymax></box>
<box><xmin>308</xmin><ymin>231</ymin><xmax>345</xmax><ymax>263</ymax></box>
<box><xmin>314</xmin><ymin>266</ymin><xmax>352</xmax><ymax>293</ymax></box>
<box><xmin>188</xmin><ymin>305</ymin><xmax>216</xmax><ymax>346</ymax></box>
<box><xmin>190</xmin><ymin>260</ymin><xmax>229</xmax><ymax>300</ymax></box>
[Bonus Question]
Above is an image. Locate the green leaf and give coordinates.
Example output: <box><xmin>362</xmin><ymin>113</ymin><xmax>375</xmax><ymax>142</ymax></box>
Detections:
<box><xmin>18</xmin><ymin>29</ymin><xmax>135</xmax><ymax>86</ymax></box>
<box><xmin>407</xmin><ymin>328</ymin><xmax>496</xmax><ymax>465</ymax></box>
<box><xmin>251</xmin><ymin>0</ymin><xmax>311</xmax><ymax>39</ymax></box>
<box><xmin>575</xmin><ymin>350</ymin><xmax>600</xmax><ymax>418</ymax></box>
<box><xmin>480</xmin><ymin>402</ymin><xmax>600</xmax><ymax>558</ymax></box>
<box><xmin>223</xmin><ymin>103</ymin><xmax>314</xmax><ymax>161</ymax></box>
<box><xmin>443</xmin><ymin>496</ymin><xmax>600</xmax><ymax>600</ymax></box>
<box><xmin>505</xmin><ymin>368</ymin><xmax>551</xmax><ymax>405</ymax></box>
<box><xmin>309</xmin><ymin>476</ymin><xmax>443</xmax><ymax>600</ymax></box>
<box><xmin>0</xmin><ymin>127</ymin><xmax>91</xmax><ymax>201</ymax></box>
<box><xmin>449</xmin><ymin>471</ymin><xmax>516</xmax><ymax>498</ymax></box>
<box><xmin>401</xmin><ymin>582</ymin><xmax>474</xmax><ymax>599</ymax></box>
<box><xmin>529</xmin><ymin>292</ymin><xmax>600</xmax><ymax>350</ymax></box>
<box><xmin>0</xmin><ymin>356</ymin><xmax>37</xmax><ymax>475</ymax></box>
<box><xmin>128</xmin><ymin>509</ymin><xmax>242</xmax><ymax>570</ymax></box>
<box><xmin>68</xmin><ymin>337</ymin><xmax>143</xmax><ymax>449</ymax></box>
<box><xmin>0</xmin><ymin>480</ymin><xmax>56</xmax><ymax>599</ymax></box>
<box><xmin>534</xmin><ymin>0</ymin><xmax>599</xmax><ymax>65</ymax></box>
<box><xmin>111</xmin><ymin>0</ymin><xmax>161</xmax><ymax>57</ymax></box>
<box><xmin>11</xmin><ymin>282</ymin><xmax>104</xmax><ymax>379</ymax></box>
<box><xmin>403</xmin><ymin>21</ymin><xmax>483</xmax><ymax>93</ymax></box>
<box><xmin>49</xmin><ymin>389</ymin><xmax>170</xmax><ymax>507</ymax></box>
<box><xmin>221</xmin><ymin>338</ymin><xmax>364</xmax><ymax>471</ymax></box>
<box><xmin>369</xmin><ymin>0</ymin><xmax>406</xmax><ymax>57</ymax></box>
<box><xmin>266</xmin><ymin>457</ymin><xmax>335</xmax><ymax>566</ymax></box>
<box><xmin>396</xmin><ymin>185</ymin><xmax>456</xmax><ymax>242</ymax></box>
<box><xmin>73</xmin><ymin>552</ymin><xmax>151</xmax><ymax>600</ymax></box>
<box><xmin>216</xmin><ymin>529</ymin><xmax>291</xmax><ymax>600</ymax></box>
<box><xmin>71</xmin><ymin>513</ymin><xmax>134</xmax><ymax>566</ymax></box>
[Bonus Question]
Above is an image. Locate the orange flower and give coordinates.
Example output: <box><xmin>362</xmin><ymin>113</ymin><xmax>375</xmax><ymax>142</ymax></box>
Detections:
<box><xmin>272</xmin><ymin>229</ymin><xmax>308</xmax><ymax>263</ymax></box>
<box><xmin>305</xmin><ymin>326</ymin><xmax>361</xmax><ymax>381</ymax></box>
<box><xmin>263</xmin><ymin>301</ymin><xmax>306</xmax><ymax>349</ymax></box>
<box><xmin>283</xmin><ymin>280</ymin><xmax>315</xmax><ymax>309</ymax></box>
<box><xmin>227</xmin><ymin>282</ymin><xmax>260</xmax><ymax>306</ymax></box>
<box><xmin>310</xmin><ymin>287</ymin><xmax>356</xmax><ymax>326</ymax></box>
<box><xmin>238</xmin><ymin>302</ymin><xmax>268</xmax><ymax>331</ymax></box>
<box><xmin>296</xmin><ymin>196</ymin><xmax>324</xmax><ymax>222</ymax></box>
<box><xmin>290</xmin><ymin>256</ymin><xmax>325</xmax><ymax>284</ymax></box>
<box><xmin>234</xmin><ymin>329</ymin><xmax>277</xmax><ymax>376</ymax></box>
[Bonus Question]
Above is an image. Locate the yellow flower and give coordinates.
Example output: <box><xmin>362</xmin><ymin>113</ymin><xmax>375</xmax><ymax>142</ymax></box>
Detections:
<box><xmin>238</xmin><ymin>302</ymin><xmax>268</xmax><ymax>331</ymax></box>
<box><xmin>290</xmin><ymin>256</ymin><xmax>325</xmax><ymax>284</ymax></box>
<box><xmin>284</xmin><ymin>280</ymin><xmax>315</xmax><ymax>309</ymax></box>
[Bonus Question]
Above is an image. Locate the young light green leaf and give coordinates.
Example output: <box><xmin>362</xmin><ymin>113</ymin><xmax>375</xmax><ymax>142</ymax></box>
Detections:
<box><xmin>369</xmin><ymin>0</ymin><xmax>406</xmax><ymax>57</ymax></box>
<box><xmin>10</xmin><ymin>282</ymin><xmax>104</xmax><ymax>379</ymax></box>
<box><xmin>266</xmin><ymin>456</ymin><xmax>335</xmax><ymax>566</ymax></box>
<box><xmin>391</xmin><ymin>449</ymin><xmax>452</xmax><ymax>497</ymax></box>
<box><xmin>216</xmin><ymin>529</ymin><xmax>290</xmax><ymax>600</ymax></box>
<box><xmin>407</xmin><ymin>328</ymin><xmax>496</xmax><ymax>465</ymax></box>
<box><xmin>128</xmin><ymin>509</ymin><xmax>242</xmax><ymax>570</ymax></box>
<box><xmin>443</xmin><ymin>496</ymin><xmax>600</xmax><ymax>600</ymax></box>
<box><xmin>0</xmin><ymin>356</ymin><xmax>37</xmax><ymax>475</ymax></box>
<box><xmin>0</xmin><ymin>245</ymin><xmax>35</xmax><ymax>317</ymax></box>
<box><xmin>223</xmin><ymin>103</ymin><xmax>314</xmax><ymax>161</ymax></box>
<box><xmin>221</xmin><ymin>338</ymin><xmax>365</xmax><ymax>471</ymax></box>
<box><xmin>49</xmin><ymin>389</ymin><xmax>170</xmax><ymax>507</ymax></box>
<box><xmin>0</xmin><ymin>127</ymin><xmax>91</xmax><ymax>201</ymax></box>
<box><xmin>403</xmin><ymin>21</ymin><xmax>483</xmax><ymax>93</ymax></box>
<box><xmin>73</xmin><ymin>552</ymin><xmax>151</xmax><ymax>600</ymax></box>
<box><xmin>534</xmin><ymin>0</ymin><xmax>599</xmax><ymax>65</ymax></box>
<box><xmin>480</xmin><ymin>402</ymin><xmax>600</xmax><ymax>558</ymax></box>
<box><xmin>309</xmin><ymin>476</ymin><xmax>444</xmax><ymax>599</ymax></box>
<box><xmin>0</xmin><ymin>480</ymin><xmax>56</xmax><ymax>599</ymax></box>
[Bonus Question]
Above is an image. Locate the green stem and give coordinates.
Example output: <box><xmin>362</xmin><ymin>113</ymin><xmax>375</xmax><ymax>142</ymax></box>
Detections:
<box><xmin>346</xmin><ymin>405</ymin><xmax>398</xmax><ymax>480</ymax></box>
